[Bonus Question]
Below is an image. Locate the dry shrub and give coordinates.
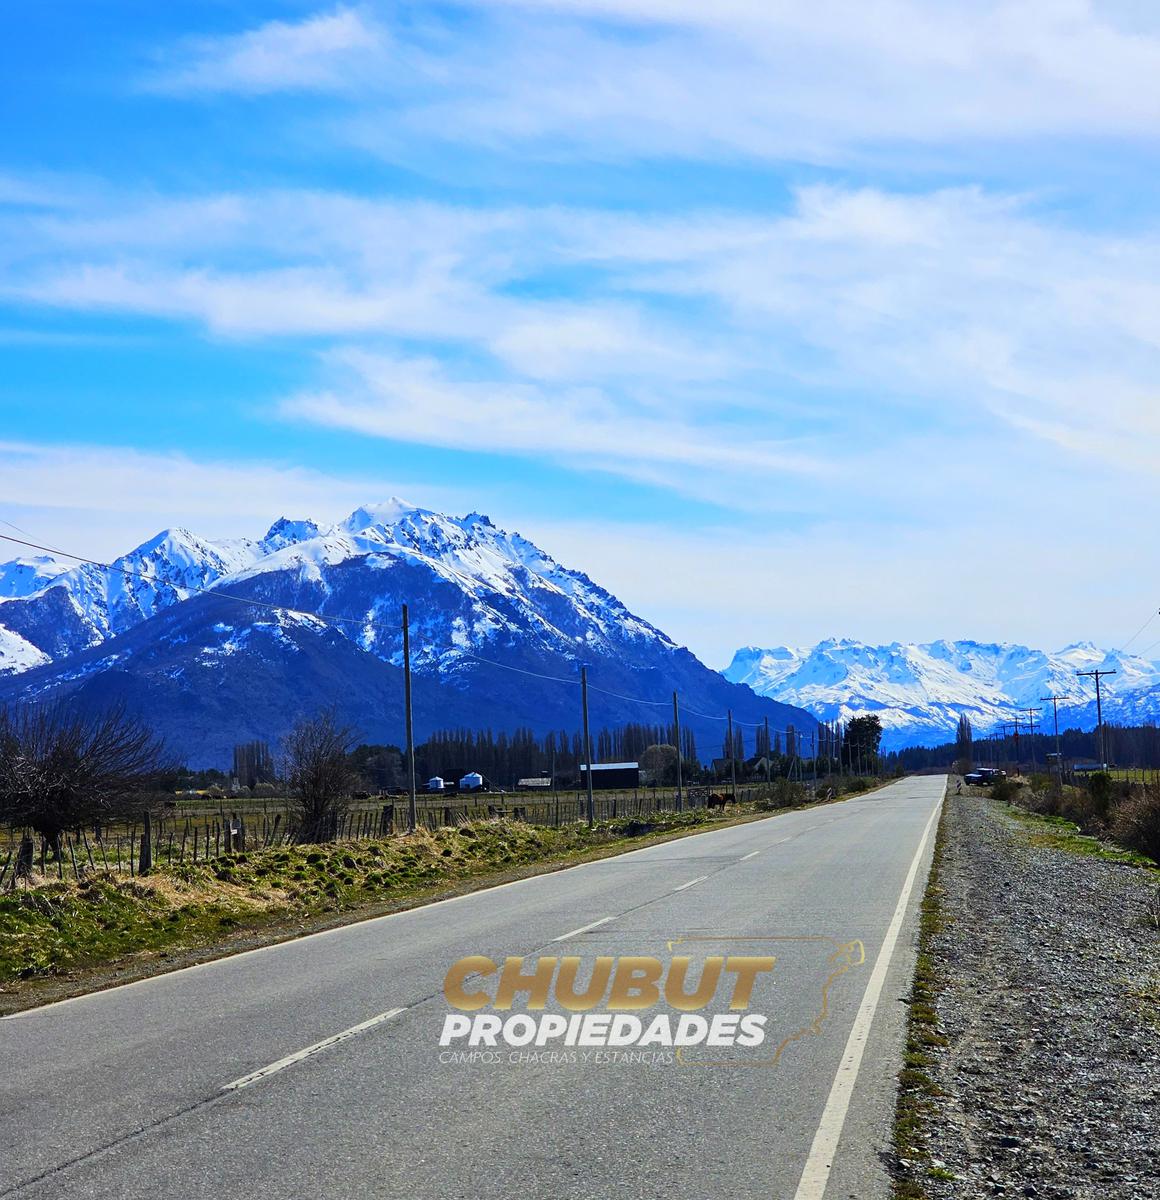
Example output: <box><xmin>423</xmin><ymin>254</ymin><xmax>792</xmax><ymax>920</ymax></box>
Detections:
<box><xmin>1109</xmin><ymin>789</ymin><xmax>1160</xmax><ymax>864</ymax></box>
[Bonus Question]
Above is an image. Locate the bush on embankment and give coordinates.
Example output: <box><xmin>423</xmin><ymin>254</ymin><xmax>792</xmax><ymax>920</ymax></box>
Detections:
<box><xmin>997</xmin><ymin>772</ymin><xmax>1160</xmax><ymax>866</ymax></box>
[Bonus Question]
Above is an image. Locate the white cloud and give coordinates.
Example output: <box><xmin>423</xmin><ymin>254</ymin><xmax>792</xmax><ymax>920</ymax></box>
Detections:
<box><xmin>322</xmin><ymin>0</ymin><xmax>1160</xmax><ymax>164</ymax></box>
<box><xmin>148</xmin><ymin>7</ymin><xmax>387</xmax><ymax>95</ymax></box>
<box><xmin>0</xmin><ymin>440</ymin><xmax>469</xmax><ymax>561</ymax></box>
<box><xmin>280</xmin><ymin>349</ymin><xmax>824</xmax><ymax>495</ymax></box>
<box><xmin>140</xmin><ymin>3</ymin><xmax>1160</xmax><ymax>162</ymax></box>
<box><xmin>9</xmin><ymin>181</ymin><xmax>1160</xmax><ymax>484</ymax></box>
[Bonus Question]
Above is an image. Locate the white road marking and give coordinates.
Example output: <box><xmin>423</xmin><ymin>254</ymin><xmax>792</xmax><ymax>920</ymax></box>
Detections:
<box><xmin>791</xmin><ymin>795</ymin><xmax>943</xmax><ymax>1200</ymax></box>
<box><xmin>739</xmin><ymin>851</ymin><xmax>760</xmax><ymax>861</ymax></box>
<box><xmin>772</xmin><ymin>836</ymin><xmax>792</xmax><ymax>844</ymax></box>
<box><xmin>221</xmin><ymin>1008</ymin><xmax>407</xmax><ymax>1092</ymax></box>
<box><xmin>672</xmin><ymin>875</ymin><xmax>709</xmax><ymax>892</ymax></box>
<box><xmin>1</xmin><ymin>796</ymin><xmax>864</xmax><ymax>1020</ymax></box>
<box><xmin>552</xmin><ymin>915</ymin><xmax>615</xmax><ymax>942</ymax></box>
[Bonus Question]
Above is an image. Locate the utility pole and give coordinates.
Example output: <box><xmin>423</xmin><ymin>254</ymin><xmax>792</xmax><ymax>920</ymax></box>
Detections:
<box><xmin>672</xmin><ymin>691</ymin><xmax>683</xmax><ymax>812</ymax></box>
<box><xmin>764</xmin><ymin>717</ymin><xmax>771</xmax><ymax>783</ymax></box>
<box><xmin>1040</xmin><ymin>695</ymin><xmax>1065</xmax><ymax>784</ymax></box>
<box><xmin>1025</xmin><ymin>708</ymin><xmax>1037</xmax><ymax>771</ymax></box>
<box><xmin>581</xmin><ymin>666</ymin><xmax>595</xmax><ymax>827</ymax></box>
<box><xmin>1077</xmin><ymin>668</ymin><xmax>1117</xmax><ymax>768</ymax></box>
<box><xmin>811</xmin><ymin>731</ymin><xmax>818</xmax><ymax>794</ymax></box>
<box><xmin>727</xmin><ymin>709</ymin><xmax>738</xmax><ymax>799</ymax></box>
<box><xmin>402</xmin><ymin>603</ymin><xmax>417</xmax><ymax>834</ymax></box>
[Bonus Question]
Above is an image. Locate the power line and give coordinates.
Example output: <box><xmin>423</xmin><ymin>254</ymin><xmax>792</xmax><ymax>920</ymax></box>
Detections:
<box><xmin>0</xmin><ymin>527</ymin><xmax>810</xmax><ymax>742</ymax></box>
<box><xmin>0</xmin><ymin>530</ymin><xmax>386</xmax><ymax>634</ymax></box>
<box><xmin>1118</xmin><ymin>607</ymin><xmax>1160</xmax><ymax>654</ymax></box>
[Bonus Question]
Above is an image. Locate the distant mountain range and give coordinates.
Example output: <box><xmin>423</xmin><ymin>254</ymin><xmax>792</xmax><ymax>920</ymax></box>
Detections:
<box><xmin>0</xmin><ymin>502</ymin><xmax>815</xmax><ymax>766</ymax></box>
<box><xmin>723</xmin><ymin>638</ymin><xmax>1160</xmax><ymax>749</ymax></box>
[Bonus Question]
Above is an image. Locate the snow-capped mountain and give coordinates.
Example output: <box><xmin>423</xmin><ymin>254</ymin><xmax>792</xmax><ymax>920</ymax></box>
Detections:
<box><xmin>723</xmin><ymin>638</ymin><xmax>1160</xmax><ymax>749</ymax></box>
<box><xmin>0</xmin><ymin>501</ymin><xmax>815</xmax><ymax>764</ymax></box>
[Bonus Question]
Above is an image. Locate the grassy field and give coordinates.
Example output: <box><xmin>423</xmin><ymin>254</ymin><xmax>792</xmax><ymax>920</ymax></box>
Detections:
<box><xmin>0</xmin><ymin>803</ymin><xmax>782</xmax><ymax>997</ymax></box>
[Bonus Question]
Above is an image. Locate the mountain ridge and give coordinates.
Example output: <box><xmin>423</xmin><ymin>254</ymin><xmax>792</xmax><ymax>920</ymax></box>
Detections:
<box><xmin>0</xmin><ymin>501</ymin><xmax>815</xmax><ymax>766</ymax></box>
<box><xmin>723</xmin><ymin>637</ymin><xmax>1160</xmax><ymax>749</ymax></box>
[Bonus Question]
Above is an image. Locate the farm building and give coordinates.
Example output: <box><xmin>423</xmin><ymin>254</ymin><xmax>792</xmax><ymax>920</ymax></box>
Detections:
<box><xmin>579</xmin><ymin>762</ymin><xmax>640</xmax><ymax>789</ymax></box>
<box><xmin>516</xmin><ymin>777</ymin><xmax>553</xmax><ymax>791</ymax></box>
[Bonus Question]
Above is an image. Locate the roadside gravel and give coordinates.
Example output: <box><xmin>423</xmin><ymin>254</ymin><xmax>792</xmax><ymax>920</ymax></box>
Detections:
<box><xmin>904</xmin><ymin>795</ymin><xmax>1160</xmax><ymax>1200</ymax></box>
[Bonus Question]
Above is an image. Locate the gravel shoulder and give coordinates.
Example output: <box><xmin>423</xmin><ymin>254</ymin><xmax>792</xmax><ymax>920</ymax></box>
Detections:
<box><xmin>895</xmin><ymin>793</ymin><xmax>1160</xmax><ymax>1199</ymax></box>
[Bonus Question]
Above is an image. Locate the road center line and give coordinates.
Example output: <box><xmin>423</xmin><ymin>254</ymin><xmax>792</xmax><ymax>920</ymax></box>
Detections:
<box><xmin>552</xmin><ymin>915</ymin><xmax>615</xmax><ymax>942</ymax></box>
<box><xmin>738</xmin><ymin>850</ymin><xmax>760</xmax><ymax>861</ymax></box>
<box><xmin>672</xmin><ymin>875</ymin><xmax>709</xmax><ymax>892</ymax></box>
<box><xmin>221</xmin><ymin>1008</ymin><xmax>407</xmax><ymax>1092</ymax></box>
<box><xmin>792</xmin><ymin>796</ymin><xmax>943</xmax><ymax>1200</ymax></box>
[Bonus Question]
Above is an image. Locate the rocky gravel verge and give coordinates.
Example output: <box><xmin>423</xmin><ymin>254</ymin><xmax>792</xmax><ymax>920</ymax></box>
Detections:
<box><xmin>895</xmin><ymin>794</ymin><xmax>1160</xmax><ymax>1199</ymax></box>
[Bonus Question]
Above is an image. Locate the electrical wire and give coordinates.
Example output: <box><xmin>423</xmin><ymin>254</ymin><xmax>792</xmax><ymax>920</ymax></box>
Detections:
<box><xmin>0</xmin><ymin>529</ymin><xmax>392</xmax><ymax>633</ymax></box>
<box><xmin>1118</xmin><ymin>607</ymin><xmax>1160</xmax><ymax>654</ymax></box>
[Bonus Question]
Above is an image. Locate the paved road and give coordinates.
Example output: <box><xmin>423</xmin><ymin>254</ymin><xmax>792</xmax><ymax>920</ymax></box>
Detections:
<box><xmin>1</xmin><ymin>775</ymin><xmax>945</xmax><ymax>1199</ymax></box>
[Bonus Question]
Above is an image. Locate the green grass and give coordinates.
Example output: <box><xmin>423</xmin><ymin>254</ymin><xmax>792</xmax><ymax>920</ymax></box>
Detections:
<box><xmin>891</xmin><ymin>798</ymin><xmax>951</xmax><ymax>1200</ymax></box>
<box><xmin>1002</xmin><ymin>805</ymin><xmax>1160</xmax><ymax>873</ymax></box>
<box><xmin>0</xmin><ymin>806</ymin><xmax>763</xmax><ymax>985</ymax></box>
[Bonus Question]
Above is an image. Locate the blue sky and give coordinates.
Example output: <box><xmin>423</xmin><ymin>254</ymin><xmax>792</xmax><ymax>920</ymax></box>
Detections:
<box><xmin>3</xmin><ymin>1</ymin><xmax>1160</xmax><ymax>664</ymax></box>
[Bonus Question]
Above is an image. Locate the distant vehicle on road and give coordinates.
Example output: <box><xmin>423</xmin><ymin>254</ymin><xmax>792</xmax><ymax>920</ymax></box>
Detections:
<box><xmin>964</xmin><ymin>768</ymin><xmax>1006</xmax><ymax>785</ymax></box>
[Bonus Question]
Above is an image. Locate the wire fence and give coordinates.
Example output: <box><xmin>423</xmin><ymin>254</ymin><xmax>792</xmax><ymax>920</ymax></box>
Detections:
<box><xmin>0</xmin><ymin>783</ymin><xmax>788</xmax><ymax>887</ymax></box>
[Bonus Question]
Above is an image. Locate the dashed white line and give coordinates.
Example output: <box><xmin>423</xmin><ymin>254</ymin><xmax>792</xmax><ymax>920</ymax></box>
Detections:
<box><xmin>221</xmin><ymin>1008</ymin><xmax>407</xmax><ymax>1091</ymax></box>
<box><xmin>738</xmin><ymin>851</ymin><xmax>760</xmax><ymax>861</ymax></box>
<box><xmin>552</xmin><ymin>915</ymin><xmax>616</xmax><ymax>942</ymax></box>
<box><xmin>672</xmin><ymin>875</ymin><xmax>709</xmax><ymax>892</ymax></box>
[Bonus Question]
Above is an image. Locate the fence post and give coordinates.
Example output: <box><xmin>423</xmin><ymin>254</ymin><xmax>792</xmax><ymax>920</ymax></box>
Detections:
<box><xmin>139</xmin><ymin>813</ymin><xmax>153</xmax><ymax>875</ymax></box>
<box><xmin>16</xmin><ymin>835</ymin><xmax>34</xmax><ymax>881</ymax></box>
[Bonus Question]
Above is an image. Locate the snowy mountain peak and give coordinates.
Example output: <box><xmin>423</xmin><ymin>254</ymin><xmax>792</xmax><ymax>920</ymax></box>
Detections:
<box><xmin>724</xmin><ymin>637</ymin><xmax>1160</xmax><ymax>749</ymax></box>
<box><xmin>0</xmin><ymin>554</ymin><xmax>70</xmax><ymax>599</ymax></box>
<box><xmin>342</xmin><ymin>499</ymin><xmax>422</xmax><ymax>533</ymax></box>
<box><xmin>0</xmin><ymin>504</ymin><xmax>680</xmax><ymax>681</ymax></box>
<box><xmin>0</xmin><ymin>504</ymin><xmax>815</xmax><ymax>765</ymax></box>
<box><xmin>260</xmin><ymin>517</ymin><xmax>322</xmax><ymax>554</ymax></box>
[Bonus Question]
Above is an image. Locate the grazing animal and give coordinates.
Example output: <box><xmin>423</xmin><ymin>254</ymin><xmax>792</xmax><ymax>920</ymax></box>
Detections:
<box><xmin>707</xmin><ymin>792</ymin><xmax>728</xmax><ymax>811</ymax></box>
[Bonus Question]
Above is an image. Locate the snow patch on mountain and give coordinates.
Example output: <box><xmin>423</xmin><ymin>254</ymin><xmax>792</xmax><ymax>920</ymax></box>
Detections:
<box><xmin>0</xmin><ymin>555</ymin><xmax>70</xmax><ymax>599</ymax></box>
<box><xmin>0</xmin><ymin>501</ymin><xmax>674</xmax><ymax>680</ymax></box>
<box><xmin>724</xmin><ymin>638</ymin><xmax>1160</xmax><ymax>749</ymax></box>
<box><xmin>0</xmin><ymin>625</ymin><xmax>50</xmax><ymax>674</ymax></box>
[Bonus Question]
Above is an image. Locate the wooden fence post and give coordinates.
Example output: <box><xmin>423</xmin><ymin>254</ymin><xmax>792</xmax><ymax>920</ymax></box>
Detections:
<box><xmin>138</xmin><ymin>813</ymin><xmax>153</xmax><ymax>875</ymax></box>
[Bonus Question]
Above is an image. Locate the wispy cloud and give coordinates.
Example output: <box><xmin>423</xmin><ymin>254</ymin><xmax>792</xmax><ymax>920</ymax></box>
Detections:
<box><xmin>146</xmin><ymin>7</ymin><xmax>388</xmax><ymax>95</ymax></box>
<box><xmin>6</xmin><ymin>181</ymin><xmax>1160</xmax><ymax>493</ymax></box>
<box><xmin>0</xmin><ymin>440</ymin><xmax>469</xmax><ymax>561</ymax></box>
<box><xmin>281</xmin><ymin>349</ymin><xmax>824</xmax><ymax>497</ymax></box>
<box><xmin>334</xmin><ymin>1</ymin><xmax>1160</xmax><ymax>164</ymax></box>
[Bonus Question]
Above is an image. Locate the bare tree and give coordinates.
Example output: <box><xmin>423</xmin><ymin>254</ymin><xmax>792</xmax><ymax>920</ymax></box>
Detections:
<box><xmin>0</xmin><ymin>701</ymin><xmax>167</xmax><ymax>863</ymax></box>
<box><xmin>282</xmin><ymin>710</ymin><xmax>358</xmax><ymax>843</ymax></box>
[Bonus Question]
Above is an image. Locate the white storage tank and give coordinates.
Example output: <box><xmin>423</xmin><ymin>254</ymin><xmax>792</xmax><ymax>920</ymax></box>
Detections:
<box><xmin>426</xmin><ymin>776</ymin><xmax>445</xmax><ymax>792</ymax></box>
<box><xmin>459</xmin><ymin>772</ymin><xmax>484</xmax><ymax>792</ymax></box>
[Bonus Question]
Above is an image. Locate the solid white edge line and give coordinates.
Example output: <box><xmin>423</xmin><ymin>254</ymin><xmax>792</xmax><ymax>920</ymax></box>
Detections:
<box><xmin>221</xmin><ymin>1007</ymin><xmax>407</xmax><ymax>1091</ymax></box>
<box><xmin>3</xmin><ymin>793</ymin><xmax>871</xmax><ymax>1020</ymax></box>
<box><xmin>791</xmin><ymin>791</ymin><xmax>944</xmax><ymax>1200</ymax></box>
<box><xmin>739</xmin><ymin>850</ymin><xmax>760</xmax><ymax>861</ymax></box>
<box><xmin>672</xmin><ymin>875</ymin><xmax>709</xmax><ymax>892</ymax></box>
<box><xmin>551</xmin><ymin>915</ymin><xmax>615</xmax><ymax>942</ymax></box>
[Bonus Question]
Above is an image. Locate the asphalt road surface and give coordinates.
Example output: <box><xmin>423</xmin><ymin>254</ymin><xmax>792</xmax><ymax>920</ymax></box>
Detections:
<box><xmin>1</xmin><ymin>774</ymin><xmax>945</xmax><ymax>1200</ymax></box>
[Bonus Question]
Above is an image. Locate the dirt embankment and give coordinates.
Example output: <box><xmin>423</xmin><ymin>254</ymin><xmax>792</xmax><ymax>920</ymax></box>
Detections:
<box><xmin>894</xmin><ymin>795</ymin><xmax>1160</xmax><ymax>1200</ymax></box>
